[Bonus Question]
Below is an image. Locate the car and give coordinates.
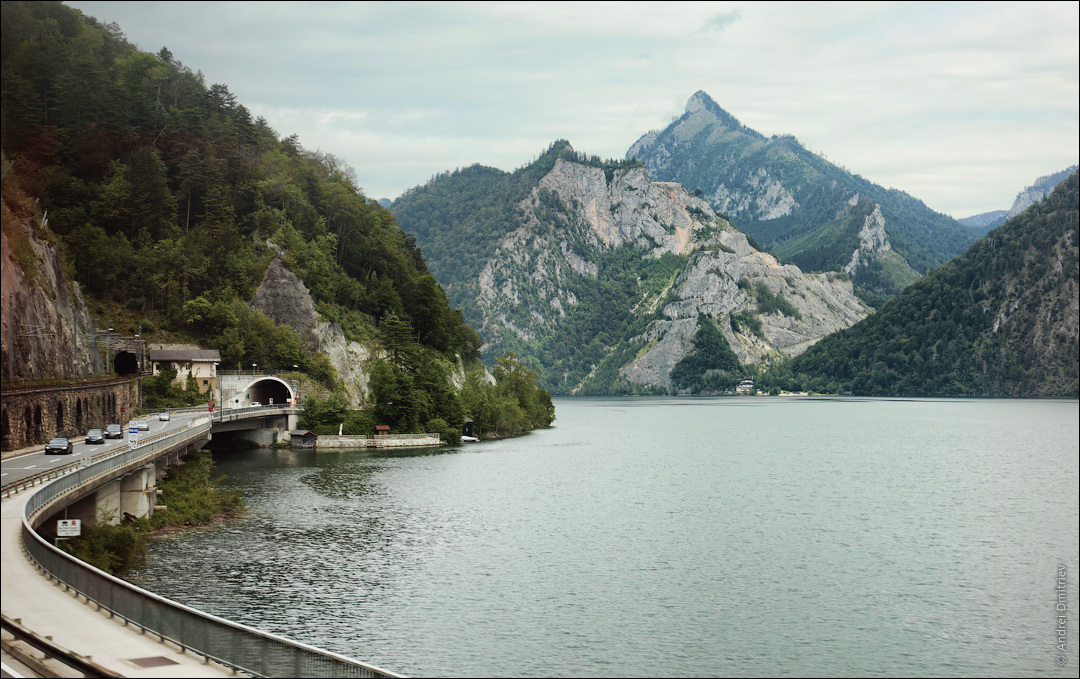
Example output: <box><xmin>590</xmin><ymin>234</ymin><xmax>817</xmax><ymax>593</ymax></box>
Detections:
<box><xmin>133</xmin><ymin>420</ymin><xmax>149</xmax><ymax>431</ymax></box>
<box><xmin>249</xmin><ymin>401</ymin><xmax>262</xmax><ymax>407</ymax></box>
<box><xmin>45</xmin><ymin>437</ymin><xmax>73</xmax><ymax>455</ymax></box>
<box><xmin>85</xmin><ymin>428</ymin><xmax>105</xmax><ymax>444</ymax></box>
<box><xmin>105</xmin><ymin>424</ymin><xmax>123</xmax><ymax>439</ymax></box>
<box><xmin>159</xmin><ymin>412</ymin><xmax>171</xmax><ymax>422</ymax></box>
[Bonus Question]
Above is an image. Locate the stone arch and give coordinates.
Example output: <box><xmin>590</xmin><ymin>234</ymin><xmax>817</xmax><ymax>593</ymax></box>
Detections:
<box><xmin>1</xmin><ymin>407</ymin><xmax>10</xmax><ymax>450</ymax></box>
<box><xmin>76</xmin><ymin>398</ymin><xmax>83</xmax><ymax>430</ymax></box>
<box><xmin>231</xmin><ymin>377</ymin><xmax>295</xmax><ymax>408</ymax></box>
<box><xmin>56</xmin><ymin>399</ymin><xmax>65</xmax><ymax>435</ymax></box>
<box><xmin>34</xmin><ymin>405</ymin><xmax>44</xmax><ymax>443</ymax></box>
<box><xmin>114</xmin><ymin>350</ymin><xmax>139</xmax><ymax>376</ymax></box>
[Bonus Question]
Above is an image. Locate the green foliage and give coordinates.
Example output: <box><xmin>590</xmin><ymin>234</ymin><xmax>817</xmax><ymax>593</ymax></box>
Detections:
<box><xmin>459</xmin><ymin>353</ymin><xmax>554</xmax><ymax>438</ymax></box>
<box><xmin>761</xmin><ymin>172</ymin><xmax>1080</xmax><ymax>397</ymax></box>
<box><xmin>142</xmin><ymin>364</ymin><xmax>206</xmax><ymax>408</ymax></box>
<box><xmin>150</xmin><ymin>450</ymin><xmax>244</xmax><ymax>528</ymax></box>
<box><xmin>751</xmin><ymin>282</ymin><xmax>801</xmax><ymax>319</ymax></box>
<box><xmin>670</xmin><ymin>315</ymin><xmax>742</xmax><ymax>393</ymax></box>
<box><xmin>730</xmin><ymin>310</ymin><xmax>764</xmax><ymax>338</ymax></box>
<box><xmin>57</xmin><ymin>450</ymin><xmax>243</xmax><ymax>575</ymax></box>
<box><xmin>58</xmin><ymin>517</ymin><xmax>148</xmax><ymax>575</ymax></box>
<box><xmin>1</xmin><ymin>0</ymin><xmax>479</xmax><ymax>393</ymax></box>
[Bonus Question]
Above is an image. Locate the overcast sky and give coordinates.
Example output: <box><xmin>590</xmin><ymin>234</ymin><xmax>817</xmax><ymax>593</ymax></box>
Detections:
<box><xmin>68</xmin><ymin>1</ymin><xmax>1078</xmax><ymax>218</ymax></box>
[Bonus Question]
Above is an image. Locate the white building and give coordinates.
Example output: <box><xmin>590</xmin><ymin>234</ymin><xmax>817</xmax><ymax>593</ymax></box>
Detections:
<box><xmin>147</xmin><ymin>348</ymin><xmax>221</xmax><ymax>395</ymax></box>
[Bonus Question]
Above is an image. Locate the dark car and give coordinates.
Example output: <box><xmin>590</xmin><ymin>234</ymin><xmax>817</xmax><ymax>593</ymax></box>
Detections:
<box><xmin>85</xmin><ymin>428</ymin><xmax>105</xmax><ymax>444</ymax></box>
<box><xmin>45</xmin><ymin>437</ymin><xmax>73</xmax><ymax>455</ymax></box>
<box><xmin>105</xmin><ymin>424</ymin><xmax>123</xmax><ymax>439</ymax></box>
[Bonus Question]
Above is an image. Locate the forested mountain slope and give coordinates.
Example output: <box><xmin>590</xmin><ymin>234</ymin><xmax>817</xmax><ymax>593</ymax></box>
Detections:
<box><xmin>394</xmin><ymin>143</ymin><xmax>870</xmax><ymax>394</ymax></box>
<box><xmin>2</xmin><ymin>1</ymin><xmax>553</xmax><ymax>437</ymax></box>
<box><xmin>765</xmin><ymin>171</ymin><xmax>1079</xmax><ymax>397</ymax></box>
<box><xmin>627</xmin><ymin>91</ymin><xmax>977</xmax><ymax>304</ymax></box>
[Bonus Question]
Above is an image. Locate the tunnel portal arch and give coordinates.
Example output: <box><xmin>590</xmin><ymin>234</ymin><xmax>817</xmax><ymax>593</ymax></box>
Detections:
<box><xmin>229</xmin><ymin>377</ymin><xmax>295</xmax><ymax>408</ymax></box>
<box><xmin>114</xmin><ymin>351</ymin><xmax>140</xmax><ymax>376</ymax></box>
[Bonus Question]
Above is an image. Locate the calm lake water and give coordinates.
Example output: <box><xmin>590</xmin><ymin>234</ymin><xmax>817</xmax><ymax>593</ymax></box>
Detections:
<box><xmin>130</xmin><ymin>397</ymin><xmax>1080</xmax><ymax>677</ymax></box>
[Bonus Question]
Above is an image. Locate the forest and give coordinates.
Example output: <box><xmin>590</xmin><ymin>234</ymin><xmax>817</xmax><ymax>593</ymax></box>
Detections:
<box><xmin>758</xmin><ymin>172</ymin><xmax>1079</xmax><ymax>397</ymax></box>
<box><xmin>1</xmin><ymin>1</ymin><xmax>553</xmax><ymax>438</ymax></box>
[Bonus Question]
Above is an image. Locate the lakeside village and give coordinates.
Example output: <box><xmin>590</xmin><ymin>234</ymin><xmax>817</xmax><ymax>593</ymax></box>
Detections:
<box><xmin>142</xmin><ymin>344</ymin><xmax>548</xmax><ymax>450</ymax></box>
<box><xmin>148</xmin><ymin>347</ymin><xmax>816</xmax><ymax>451</ymax></box>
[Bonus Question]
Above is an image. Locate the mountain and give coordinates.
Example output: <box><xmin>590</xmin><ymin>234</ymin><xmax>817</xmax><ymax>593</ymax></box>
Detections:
<box><xmin>958</xmin><ymin>210</ymin><xmax>1008</xmax><ymax>235</ymax></box>
<box><xmin>960</xmin><ymin>165</ymin><xmax>1079</xmax><ymax>236</ymax></box>
<box><xmin>626</xmin><ymin>91</ymin><xmax>977</xmax><ymax>304</ymax></box>
<box><xmin>765</xmin><ymin>171</ymin><xmax>1080</xmax><ymax>397</ymax></box>
<box><xmin>0</xmin><ymin>1</ymin><xmax>555</xmax><ymax>441</ymax></box>
<box><xmin>393</xmin><ymin>143</ymin><xmax>869</xmax><ymax>394</ymax></box>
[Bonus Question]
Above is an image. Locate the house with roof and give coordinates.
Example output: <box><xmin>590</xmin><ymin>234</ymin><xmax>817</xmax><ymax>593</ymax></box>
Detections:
<box><xmin>147</xmin><ymin>347</ymin><xmax>221</xmax><ymax>395</ymax></box>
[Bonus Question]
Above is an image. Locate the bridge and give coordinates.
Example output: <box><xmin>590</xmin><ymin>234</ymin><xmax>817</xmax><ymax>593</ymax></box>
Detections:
<box><xmin>1</xmin><ymin>406</ymin><xmax>401</xmax><ymax>678</ymax></box>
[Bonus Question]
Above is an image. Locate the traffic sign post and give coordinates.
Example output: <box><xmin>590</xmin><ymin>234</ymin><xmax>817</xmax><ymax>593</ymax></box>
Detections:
<box><xmin>128</xmin><ymin>424</ymin><xmax>139</xmax><ymax>446</ymax></box>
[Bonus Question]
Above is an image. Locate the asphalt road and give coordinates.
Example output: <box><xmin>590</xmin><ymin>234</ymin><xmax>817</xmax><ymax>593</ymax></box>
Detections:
<box><xmin>0</xmin><ymin>411</ymin><xmax>200</xmax><ymax>488</ymax></box>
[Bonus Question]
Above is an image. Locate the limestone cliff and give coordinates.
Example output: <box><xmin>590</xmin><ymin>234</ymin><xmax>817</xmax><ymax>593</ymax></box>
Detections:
<box><xmin>1</xmin><ymin>184</ymin><xmax>97</xmax><ymax>380</ymax></box>
<box><xmin>469</xmin><ymin>156</ymin><xmax>869</xmax><ymax>393</ymax></box>
<box><xmin>250</xmin><ymin>258</ymin><xmax>371</xmax><ymax>405</ymax></box>
<box><xmin>626</xmin><ymin>91</ymin><xmax>975</xmax><ymax>299</ymax></box>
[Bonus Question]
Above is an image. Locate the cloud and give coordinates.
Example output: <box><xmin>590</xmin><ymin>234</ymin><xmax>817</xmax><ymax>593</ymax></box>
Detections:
<box><xmin>67</xmin><ymin>1</ymin><xmax>1079</xmax><ymax>213</ymax></box>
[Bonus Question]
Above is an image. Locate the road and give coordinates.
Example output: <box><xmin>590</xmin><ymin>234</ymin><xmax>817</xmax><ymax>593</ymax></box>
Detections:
<box><xmin>0</xmin><ymin>411</ymin><xmax>202</xmax><ymax>488</ymax></box>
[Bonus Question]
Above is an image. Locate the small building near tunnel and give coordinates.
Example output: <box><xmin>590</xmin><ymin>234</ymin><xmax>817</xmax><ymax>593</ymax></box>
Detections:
<box><xmin>148</xmin><ymin>347</ymin><xmax>221</xmax><ymax>395</ymax></box>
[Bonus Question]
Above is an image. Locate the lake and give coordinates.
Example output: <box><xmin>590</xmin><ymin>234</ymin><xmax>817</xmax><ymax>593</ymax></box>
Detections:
<box><xmin>130</xmin><ymin>397</ymin><xmax>1080</xmax><ymax>677</ymax></box>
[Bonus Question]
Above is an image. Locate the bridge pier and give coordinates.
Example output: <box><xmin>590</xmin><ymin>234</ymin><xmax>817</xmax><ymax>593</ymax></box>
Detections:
<box><xmin>120</xmin><ymin>465</ymin><xmax>157</xmax><ymax>520</ymax></box>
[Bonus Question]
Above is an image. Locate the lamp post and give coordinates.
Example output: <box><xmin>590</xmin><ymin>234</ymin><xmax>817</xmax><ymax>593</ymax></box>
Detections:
<box><xmin>98</xmin><ymin>327</ymin><xmax>114</xmax><ymax>375</ymax></box>
<box><xmin>213</xmin><ymin>362</ymin><xmax>220</xmax><ymax>413</ymax></box>
<box><xmin>293</xmin><ymin>364</ymin><xmax>301</xmax><ymax>408</ymax></box>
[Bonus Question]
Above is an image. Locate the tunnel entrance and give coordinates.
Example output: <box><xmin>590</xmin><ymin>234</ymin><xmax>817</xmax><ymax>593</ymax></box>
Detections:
<box><xmin>114</xmin><ymin>351</ymin><xmax>140</xmax><ymax>375</ymax></box>
<box><xmin>243</xmin><ymin>378</ymin><xmax>293</xmax><ymax>406</ymax></box>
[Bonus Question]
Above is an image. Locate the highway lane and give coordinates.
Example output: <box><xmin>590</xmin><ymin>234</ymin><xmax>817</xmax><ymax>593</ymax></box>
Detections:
<box><xmin>0</xmin><ymin>411</ymin><xmax>203</xmax><ymax>488</ymax></box>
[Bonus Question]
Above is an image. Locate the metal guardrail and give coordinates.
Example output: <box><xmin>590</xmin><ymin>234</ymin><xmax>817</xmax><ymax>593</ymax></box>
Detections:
<box><xmin>15</xmin><ymin>412</ymin><xmax>400</xmax><ymax>678</ymax></box>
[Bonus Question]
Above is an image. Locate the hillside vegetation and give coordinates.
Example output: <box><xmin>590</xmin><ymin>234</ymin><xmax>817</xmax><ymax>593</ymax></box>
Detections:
<box><xmin>761</xmin><ymin>172</ymin><xmax>1079</xmax><ymax>397</ymax></box>
<box><xmin>1</xmin><ymin>1</ymin><xmax>552</xmax><ymax>437</ymax></box>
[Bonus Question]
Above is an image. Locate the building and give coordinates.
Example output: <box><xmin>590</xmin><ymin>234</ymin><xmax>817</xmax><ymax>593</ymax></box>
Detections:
<box><xmin>736</xmin><ymin>377</ymin><xmax>756</xmax><ymax>396</ymax></box>
<box><xmin>147</xmin><ymin>348</ymin><xmax>221</xmax><ymax>395</ymax></box>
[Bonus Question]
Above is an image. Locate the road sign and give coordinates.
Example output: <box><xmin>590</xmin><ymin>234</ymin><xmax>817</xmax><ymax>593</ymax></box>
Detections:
<box><xmin>120</xmin><ymin>406</ymin><xmax>126</xmax><ymax>413</ymax></box>
<box><xmin>57</xmin><ymin>519</ymin><xmax>81</xmax><ymax>537</ymax></box>
<box><xmin>209</xmin><ymin>401</ymin><xmax>215</xmax><ymax>412</ymax></box>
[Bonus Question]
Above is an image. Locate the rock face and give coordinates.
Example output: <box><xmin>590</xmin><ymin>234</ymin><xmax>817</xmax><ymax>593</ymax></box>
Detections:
<box><xmin>1</xmin><ymin>207</ymin><xmax>97</xmax><ymax>380</ymax></box>
<box><xmin>1004</xmin><ymin>165</ymin><xmax>1079</xmax><ymax>220</ymax></box>
<box><xmin>626</xmin><ymin>90</ymin><xmax>975</xmax><ymax>298</ymax></box>
<box><xmin>250</xmin><ymin>258</ymin><xmax>371</xmax><ymax>405</ymax></box>
<box><xmin>250</xmin><ymin>259</ymin><xmax>320</xmax><ymax>350</ymax></box>
<box><xmin>469</xmin><ymin>155</ymin><xmax>868</xmax><ymax>393</ymax></box>
<box><xmin>959</xmin><ymin>165</ymin><xmax>1078</xmax><ymax>237</ymax></box>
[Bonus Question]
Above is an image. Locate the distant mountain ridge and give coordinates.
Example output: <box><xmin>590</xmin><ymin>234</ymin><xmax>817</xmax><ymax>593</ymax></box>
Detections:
<box><xmin>773</xmin><ymin>171</ymin><xmax>1080</xmax><ymax>397</ymax></box>
<box><xmin>960</xmin><ymin>165</ymin><xmax>1079</xmax><ymax>236</ymax></box>
<box><xmin>627</xmin><ymin>91</ymin><xmax>977</xmax><ymax>304</ymax></box>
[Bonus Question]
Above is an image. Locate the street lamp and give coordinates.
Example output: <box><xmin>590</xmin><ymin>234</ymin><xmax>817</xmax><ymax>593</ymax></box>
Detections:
<box><xmin>293</xmin><ymin>364</ymin><xmax>301</xmax><ymax>407</ymax></box>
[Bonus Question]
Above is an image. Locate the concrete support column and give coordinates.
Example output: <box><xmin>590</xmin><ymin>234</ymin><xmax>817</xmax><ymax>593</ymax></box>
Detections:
<box><xmin>120</xmin><ymin>464</ymin><xmax>156</xmax><ymax>520</ymax></box>
<box><xmin>95</xmin><ymin>479</ymin><xmax>122</xmax><ymax>525</ymax></box>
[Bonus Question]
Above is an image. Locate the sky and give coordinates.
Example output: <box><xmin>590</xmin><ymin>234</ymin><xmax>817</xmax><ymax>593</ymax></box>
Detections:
<box><xmin>67</xmin><ymin>1</ymin><xmax>1079</xmax><ymax>219</ymax></box>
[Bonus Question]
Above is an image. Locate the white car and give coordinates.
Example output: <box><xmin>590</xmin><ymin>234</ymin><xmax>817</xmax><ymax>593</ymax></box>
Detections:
<box><xmin>249</xmin><ymin>401</ymin><xmax>262</xmax><ymax>407</ymax></box>
<box><xmin>159</xmin><ymin>412</ymin><xmax>171</xmax><ymax>422</ymax></box>
<box><xmin>133</xmin><ymin>420</ymin><xmax>149</xmax><ymax>431</ymax></box>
